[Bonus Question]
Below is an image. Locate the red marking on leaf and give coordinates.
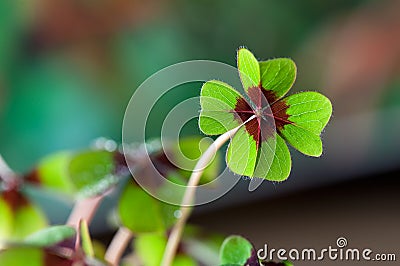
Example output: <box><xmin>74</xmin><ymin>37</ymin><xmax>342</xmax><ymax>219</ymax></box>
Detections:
<box><xmin>25</xmin><ymin>170</ymin><xmax>41</xmax><ymax>185</ymax></box>
<box><xmin>270</xmin><ymin>99</ymin><xmax>292</xmax><ymax>131</ymax></box>
<box><xmin>233</xmin><ymin>86</ymin><xmax>293</xmax><ymax>147</ymax></box>
<box><xmin>233</xmin><ymin>96</ymin><xmax>262</xmax><ymax>146</ymax></box>
<box><xmin>260</xmin><ymin>84</ymin><xmax>280</xmax><ymax>104</ymax></box>
<box><xmin>1</xmin><ymin>187</ymin><xmax>29</xmax><ymax>211</ymax></box>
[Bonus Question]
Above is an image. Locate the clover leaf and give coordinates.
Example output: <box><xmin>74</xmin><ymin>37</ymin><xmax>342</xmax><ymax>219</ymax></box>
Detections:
<box><xmin>219</xmin><ymin>235</ymin><xmax>258</xmax><ymax>266</ymax></box>
<box><xmin>219</xmin><ymin>235</ymin><xmax>293</xmax><ymax>266</ymax></box>
<box><xmin>199</xmin><ymin>48</ymin><xmax>332</xmax><ymax>181</ymax></box>
<box><xmin>0</xmin><ymin>187</ymin><xmax>47</xmax><ymax>240</ymax></box>
<box><xmin>24</xmin><ymin>225</ymin><xmax>75</xmax><ymax>247</ymax></box>
<box><xmin>118</xmin><ymin>182</ymin><xmax>174</xmax><ymax>234</ymax></box>
<box><xmin>25</xmin><ymin>149</ymin><xmax>125</xmax><ymax>199</ymax></box>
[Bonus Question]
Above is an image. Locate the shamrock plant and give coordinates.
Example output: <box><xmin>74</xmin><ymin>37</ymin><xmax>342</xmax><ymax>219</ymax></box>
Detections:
<box><xmin>162</xmin><ymin>47</ymin><xmax>332</xmax><ymax>266</ymax></box>
<box><xmin>199</xmin><ymin>48</ymin><xmax>332</xmax><ymax>181</ymax></box>
<box><xmin>0</xmin><ymin>47</ymin><xmax>332</xmax><ymax>266</ymax></box>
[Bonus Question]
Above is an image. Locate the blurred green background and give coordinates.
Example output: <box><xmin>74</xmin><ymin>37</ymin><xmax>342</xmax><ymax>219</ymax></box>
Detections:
<box><xmin>1</xmin><ymin>0</ymin><xmax>399</xmax><ymax>173</ymax></box>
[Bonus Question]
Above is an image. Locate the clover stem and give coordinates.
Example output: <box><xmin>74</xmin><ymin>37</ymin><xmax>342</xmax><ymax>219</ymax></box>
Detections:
<box><xmin>0</xmin><ymin>154</ymin><xmax>18</xmax><ymax>185</ymax></box>
<box><xmin>104</xmin><ymin>227</ymin><xmax>134</xmax><ymax>266</ymax></box>
<box><xmin>161</xmin><ymin>121</ymin><xmax>250</xmax><ymax>266</ymax></box>
<box><xmin>66</xmin><ymin>194</ymin><xmax>104</xmax><ymax>229</ymax></box>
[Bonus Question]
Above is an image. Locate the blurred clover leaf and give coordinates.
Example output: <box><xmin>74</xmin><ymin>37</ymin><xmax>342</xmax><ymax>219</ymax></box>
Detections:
<box><xmin>25</xmin><ymin>149</ymin><xmax>124</xmax><ymax>199</ymax></box>
<box><xmin>0</xmin><ymin>246</ymin><xmax>106</xmax><ymax>266</ymax></box>
<box><xmin>118</xmin><ymin>136</ymin><xmax>221</xmax><ymax>234</ymax></box>
<box><xmin>219</xmin><ymin>235</ymin><xmax>257</xmax><ymax>266</ymax></box>
<box><xmin>68</xmin><ymin>150</ymin><xmax>118</xmax><ymax>198</ymax></box>
<box><xmin>117</xmin><ymin>181</ymin><xmax>180</xmax><ymax>234</ymax></box>
<box><xmin>199</xmin><ymin>48</ymin><xmax>332</xmax><ymax>181</ymax></box>
<box><xmin>24</xmin><ymin>225</ymin><xmax>75</xmax><ymax>247</ymax></box>
<box><xmin>219</xmin><ymin>235</ymin><xmax>293</xmax><ymax>266</ymax></box>
<box><xmin>0</xmin><ymin>187</ymin><xmax>47</xmax><ymax>241</ymax></box>
<box><xmin>134</xmin><ymin>233</ymin><xmax>197</xmax><ymax>266</ymax></box>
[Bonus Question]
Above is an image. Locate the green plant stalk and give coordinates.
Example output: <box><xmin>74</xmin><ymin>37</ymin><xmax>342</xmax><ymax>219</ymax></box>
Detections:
<box><xmin>161</xmin><ymin>121</ymin><xmax>249</xmax><ymax>266</ymax></box>
<box><xmin>104</xmin><ymin>227</ymin><xmax>134</xmax><ymax>266</ymax></box>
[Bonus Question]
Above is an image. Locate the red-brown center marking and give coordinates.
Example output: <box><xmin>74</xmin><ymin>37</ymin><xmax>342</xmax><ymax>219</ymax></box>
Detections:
<box><xmin>233</xmin><ymin>86</ymin><xmax>292</xmax><ymax>147</ymax></box>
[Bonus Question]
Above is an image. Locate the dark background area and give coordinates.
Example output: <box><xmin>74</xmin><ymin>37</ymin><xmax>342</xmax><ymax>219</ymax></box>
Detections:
<box><xmin>1</xmin><ymin>0</ymin><xmax>399</xmax><ymax>264</ymax></box>
<box><xmin>192</xmin><ymin>170</ymin><xmax>400</xmax><ymax>265</ymax></box>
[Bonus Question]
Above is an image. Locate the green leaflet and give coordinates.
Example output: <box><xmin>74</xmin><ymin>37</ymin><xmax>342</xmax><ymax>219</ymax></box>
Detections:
<box><xmin>135</xmin><ymin>233</ymin><xmax>167</xmax><ymax>266</ymax></box>
<box><xmin>6</xmin><ymin>202</ymin><xmax>47</xmax><ymax>241</ymax></box>
<box><xmin>199</xmin><ymin>47</ymin><xmax>332</xmax><ymax>181</ymax></box>
<box><xmin>0</xmin><ymin>247</ymin><xmax>43</xmax><ymax>266</ymax></box>
<box><xmin>259</xmin><ymin>58</ymin><xmax>296</xmax><ymax>101</ymax></box>
<box><xmin>118</xmin><ymin>182</ymin><xmax>181</xmax><ymax>234</ymax></box>
<box><xmin>219</xmin><ymin>235</ymin><xmax>254</xmax><ymax>265</ymax></box>
<box><xmin>27</xmin><ymin>149</ymin><xmax>121</xmax><ymax>199</ymax></box>
<box><xmin>226</xmin><ymin>127</ymin><xmax>258</xmax><ymax>177</ymax></box>
<box><xmin>257</xmin><ymin>135</ymin><xmax>291</xmax><ymax>181</ymax></box>
<box><xmin>237</xmin><ymin>48</ymin><xmax>260</xmax><ymax>90</ymax></box>
<box><xmin>69</xmin><ymin>150</ymin><xmax>118</xmax><ymax>198</ymax></box>
<box><xmin>199</xmin><ymin>80</ymin><xmax>242</xmax><ymax>135</ymax></box>
<box><xmin>35</xmin><ymin>152</ymin><xmax>74</xmax><ymax>194</ymax></box>
<box><xmin>0</xmin><ymin>197</ymin><xmax>13</xmax><ymax>240</ymax></box>
<box><xmin>118</xmin><ymin>183</ymin><xmax>166</xmax><ymax>234</ymax></box>
<box><xmin>282</xmin><ymin>91</ymin><xmax>332</xmax><ymax>156</ymax></box>
<box><xmin>24</xmin><ymin>225</ymin><xmax>75</xmax><ymax>247</ymax></box>
<box><xmin>0</xmin><ymin>187</ymin><xmax>48</xmax><ymax>241</ymax></box>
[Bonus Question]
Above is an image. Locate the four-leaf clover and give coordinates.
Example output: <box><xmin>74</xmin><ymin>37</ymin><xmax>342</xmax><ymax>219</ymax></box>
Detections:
<box><xmin>199</xmin><ymin>48</ymin><xmax>332</xmax><ymax>181</ymax></box>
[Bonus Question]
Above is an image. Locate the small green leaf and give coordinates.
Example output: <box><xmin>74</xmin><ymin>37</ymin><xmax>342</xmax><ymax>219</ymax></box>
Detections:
<box><xmin>69</xmin><ymin>150</ymin><xmax>118</xmax><ymax>198</ymax></box>
<box><xmin>0</xmin><ymin>197</ymin><xmax>13</xmax><ymax>240</ymax></box>
<box><xmin>238</xmin><ymin>48</ymin><xmax>260</xmax><ymax>90</ymax></box>
<box><xmin>80</xmin><ymin>220</ymin><xmax>94</xmax><ymax>258</ymax></box>
<box><xmin>219</xmin><ymin>235</ymin><xmax>255</xmax><ymax>265</ymax></box>
<box><xmin>118</xmin><ymin>183</ymin><xmax>165</xmax><ymax>233</ymax></box>
<box><xmin>226</xmin><ymin>126</ymin><xmax>258</xmax><ymax>177</ymax></box>
<box><xmin>12</xmin><ymin>204</ymin><xmax>47</xmax><ymax>240</ymax></box>
<box><xmin>24</xmin><ymin>225</ymin><xmax>75</xmax><ymax>247</ymax></box>
<box><xmin>0</xmin><ymin>189</ymin><xmax>47</xmax><ymax>240</ymax></box>
<box><xmin>0</xmin><ymin>247</ymin><xmax>43</xmax><ymax>266</ymax></box>
<box><xmin>259</xmin><ymin>58</ymin><xmax>296</xmax><ymax>102</ymax></box>
<box><xmin>135</xmin><ymin>233</ymin><xmax>198</xmax><ymax>266</ymax></box>
<box><xmin>135</xmin><ymin>233</ymin><xmax>166</xmax><ymax>266</ymax></box>
<box><xmin>34</xmin><ymin>152</ymin><xmax>74</xmax><ymax>194</ymax></box>
<box><xmin>172</xmin><ymin>255</ymin><xmax>197</xmax><ymax>266</ymax></box>
<box><xmin>263</xmin><ymin>135</ymin><xmax>291</xmax><ymax>181</ymax></box>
